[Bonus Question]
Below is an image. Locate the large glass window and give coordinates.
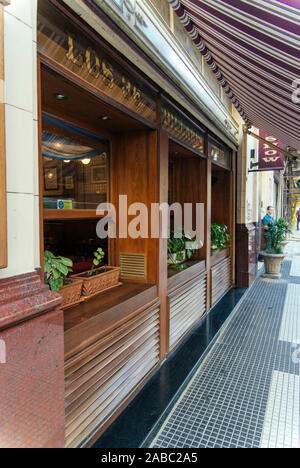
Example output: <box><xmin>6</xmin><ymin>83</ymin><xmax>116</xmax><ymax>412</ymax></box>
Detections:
<box><xmin>42</xmin><ymin>115</ymin><xmax>109</xmax><ymax>213</ymax></box>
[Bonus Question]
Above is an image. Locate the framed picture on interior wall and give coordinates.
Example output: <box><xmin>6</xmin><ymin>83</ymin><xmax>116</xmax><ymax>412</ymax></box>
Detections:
<box><xmin>92</xmin><ymin>165</ymin><xmax>107</xmax><ymax>183</ymax></box>
<box><xmin>65</xmin><ymin>175</ymin><xmax>74</xmax><ymax>190</ymax></box>
<box><xmin>43</xmin><ymin>161</ymin><xmax>63</xmax><ymax>196</ymax></box>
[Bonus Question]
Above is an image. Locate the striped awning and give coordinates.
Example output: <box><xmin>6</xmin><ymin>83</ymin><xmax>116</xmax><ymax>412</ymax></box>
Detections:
<box><xmin>169</xmin><ymin>0</ymin><xmax>300</xmax><ymax>150</ymax></box>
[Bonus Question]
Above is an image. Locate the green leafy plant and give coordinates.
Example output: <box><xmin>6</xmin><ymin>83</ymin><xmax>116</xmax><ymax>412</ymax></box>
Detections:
<box><xmin>167</xmin><ymin>232</ymin><xmax>185</xmax><ymax>255</ymax></box>
<box><xmin>168</xmin><ymin>230</ymin><xmax>201</xmax><ymax>264</ymax></box>
<box><xmin>44</xmin><ymin>250</ymin><xmax>73</xmax><ymax>292</ymax></box>
<box><xmin>184</xmin><ymin>232</ymin><xmax>201</xmax><ymax>259</ymax></box>
<box><xmin>86</xmin><ymin>247</ymin><xmax>106</xmax><ymax>276</ymax></box>
<box><xmin>265</xmin><ymin>218</ymin><xmax>291</xmax><ymax>254</ymax></box>
<box><xmin>92</xmin><ymin>247</ymin><xmax>105</xmax><ymax>268</ymax></box>
<box><xmin>211</xmin><ymin>223</ymin><xmax>231</xmax><ymax>250</ymax></box>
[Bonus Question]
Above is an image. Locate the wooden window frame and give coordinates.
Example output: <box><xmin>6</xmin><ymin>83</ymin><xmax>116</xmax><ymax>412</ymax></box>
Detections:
<box><xmin>37</xmin><ymin>59</ymin><xmax>111</xmax><ymax>274</ymax></box>
<box><xmin>0</xmin><ymin>4</ymin><xmax>7</xmax><ymax>269</ymax></box>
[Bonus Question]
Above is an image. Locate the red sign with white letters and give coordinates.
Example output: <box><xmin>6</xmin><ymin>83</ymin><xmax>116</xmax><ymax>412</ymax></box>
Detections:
<box><xmin>258</xmin><ymin>131</ymin><xmax>284</xmax><ymax>171</ymax></box>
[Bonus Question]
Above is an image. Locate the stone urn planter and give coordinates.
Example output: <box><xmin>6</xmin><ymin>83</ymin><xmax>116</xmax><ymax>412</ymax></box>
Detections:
<box><xmin>261</xmin><ymin>252</ymin><xmax>285</xmax><ymax>279</ymax></box>
<box><xmin>280</xmin><ymin>240</ymin><xmax>288</xmax><ymax>252</ymax></box>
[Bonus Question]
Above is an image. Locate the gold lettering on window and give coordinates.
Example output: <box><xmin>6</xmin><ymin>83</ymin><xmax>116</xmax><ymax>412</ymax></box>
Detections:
<box><xmin>101</xmin><ymin>59</ymin><xmax>114</xmax><ymax>89</ymax></box>
<box><xmin>66</xmin><ymin>34</ymin><xmax>83</xmax><ymax>67</ymax></box>
<box><xmin>122</xmin><ymin>76</ymin><xmax>131</xmax><ymax>99</ymax></box>
<box><xmin>86</xmin><ymin>47</ymin><xmax>100</xmax><ymax>79</ymax></box>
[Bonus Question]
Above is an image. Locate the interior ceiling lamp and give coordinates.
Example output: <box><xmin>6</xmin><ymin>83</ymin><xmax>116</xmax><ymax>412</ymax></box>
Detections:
<box><xmin>54</xmin><ymin>93</ymin><xmax>68</xmax><ymax>100</ymax></box>
<box><xmin>42</xmin><ymin>131</ymin><xmax>100</xmax><ymax>162</ymax></box>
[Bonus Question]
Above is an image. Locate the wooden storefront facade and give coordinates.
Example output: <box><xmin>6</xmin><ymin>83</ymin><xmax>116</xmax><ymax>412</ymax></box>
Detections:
<box><xmin>0</xmin><ymin>0</ymin><xmax>237</xmax><ymax>448</ymax></box>
<box><xmin>37</xmin><ymin>0</ymin><xmax>236</xmax><ymax>447</ymax></box>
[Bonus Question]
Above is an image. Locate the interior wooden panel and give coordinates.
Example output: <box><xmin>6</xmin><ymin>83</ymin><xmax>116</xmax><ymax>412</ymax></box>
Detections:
<box><xmin>211</xmin><ymin>256</ymin><xmax>232</xmax><ymax>306</ymax></box>
<box><xmin>64</xmin><ymin>301</ymin><xmax>160</xmax><ymax>448</ymax></box>
<box><xmin>168</xmin><ymin>272</ymin><xmax>207</xmax><ymax>350</ymax></box>
<box><xmin>111</xmin><ymin>130</ymin><xmax>159</xmax><ymax>284</ymax></box>
<box><xmin>170</xmin><ymin>151</ymin><xmax>207</xmax><ymax>261</ymax></box>
<box><xmin>211</xmin><ymin>164</ymin><xmax>232</xmax><ymax>230</ymax></box>
<box><xmin>211</xmin><ymin>164</ymin><xmax>233</xmax><ymax>300</ymax></box>
<box><xmin>0</xmin><ymin>6</ymin><xmax>7</xmax><ymax>269</ymax></box>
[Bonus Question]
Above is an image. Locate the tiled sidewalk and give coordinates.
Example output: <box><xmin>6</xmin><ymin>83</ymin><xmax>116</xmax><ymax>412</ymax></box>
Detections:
<box><xmin>146</xmin><ymin>240</ymin><xmax>300</xmax><ymax>448</ymax></box>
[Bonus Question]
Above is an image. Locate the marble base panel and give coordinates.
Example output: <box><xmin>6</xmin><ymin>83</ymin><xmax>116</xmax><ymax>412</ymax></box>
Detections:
<box><xmin>0</xmin><ymin>271</ymin><xmax>64</xmax><ymax>448</ymax></box>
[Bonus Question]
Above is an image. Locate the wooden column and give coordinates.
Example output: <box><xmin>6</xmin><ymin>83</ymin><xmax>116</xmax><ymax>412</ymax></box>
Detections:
<box><xmin>158</xmin><ymin>130</ymin><xmax>169</xmax><ymax>360</ymax></box>
<box><xmin>230</xmin><ymin>158</ymin><xmax>236</xmax><ymax>285</ymax></box>
<box><xmin>206</xmin><ymin>159</ymin><xmax>212</xmax><ymax>312</ymax></box>
<box><xmin>0</xmin><ymin>5</ymin><xmax>7</xmax><ymax>269</ymax></box>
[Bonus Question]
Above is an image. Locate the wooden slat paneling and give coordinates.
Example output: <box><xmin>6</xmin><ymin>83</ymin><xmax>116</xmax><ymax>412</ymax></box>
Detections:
<box><xmin>169</xmin><ymin>272</ymin><xmax>207</xmax><ymax>350</ymax></box>
<box><xmin>64</xmin><ymin>303</ymin><xmax>160</xmax><ymax>448</ymax></box>
<box><xmin>0</xmin><ymin>6</ymin><xmax>7</xmax><ymax>268</ymax></box>
<box><xmin>211</xmin><ymin>256</ymin><xmax>232</xmax><ymax>306</ymax></box>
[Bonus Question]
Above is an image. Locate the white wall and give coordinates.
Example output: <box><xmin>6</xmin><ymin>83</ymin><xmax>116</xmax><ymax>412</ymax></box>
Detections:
<box><xmin>245</xmin><ymin>129</ymin><xmax>259</xmax><ymax>224</ymax></box>
<box><xmin>0</xmin><ymin>0</ymin><xmax>39</xmax><ymax>278</ymax></box>
<box><xmin>260</xmin><ymin>171</ymin><xmax>275</xmax><ymax>218</ymax></box>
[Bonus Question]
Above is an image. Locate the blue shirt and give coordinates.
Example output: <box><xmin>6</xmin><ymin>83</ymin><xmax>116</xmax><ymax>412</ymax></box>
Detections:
<box><xmin>262</xmin><ymin>213</ymin><xmax>274</xmax><ymax>230</ymax></box>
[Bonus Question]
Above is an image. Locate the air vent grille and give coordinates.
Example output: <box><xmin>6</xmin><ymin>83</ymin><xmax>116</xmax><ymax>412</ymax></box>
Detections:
<box><xmin>119</xmin><ymin>253</ymin><xmax>147</xmax><ymax>280</ymax></box>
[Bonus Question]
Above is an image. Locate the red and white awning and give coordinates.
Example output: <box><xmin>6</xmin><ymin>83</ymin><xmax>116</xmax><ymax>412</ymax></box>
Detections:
<box><xmin>168</xmin><ymin>0</ymin><xmax>300</xmax><ymax>149</ymax></box>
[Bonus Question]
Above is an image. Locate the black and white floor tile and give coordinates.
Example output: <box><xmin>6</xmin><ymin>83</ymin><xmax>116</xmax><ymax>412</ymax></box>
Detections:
<box><xmin>148</xmin><ymin>240</ymin><xmax>300</xmax><ymax>448</ymax></box>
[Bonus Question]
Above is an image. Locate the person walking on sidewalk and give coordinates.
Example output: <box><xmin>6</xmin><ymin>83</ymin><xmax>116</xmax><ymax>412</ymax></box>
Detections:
<box><xmin>297</xmin><ymin>208</ymin><xmax>300</xmax><ymax>231</ymax></box>
<box><xmin>262</xmin><ymin>206</ymin><xmax>275</xmax><ymax>250</ymax></box>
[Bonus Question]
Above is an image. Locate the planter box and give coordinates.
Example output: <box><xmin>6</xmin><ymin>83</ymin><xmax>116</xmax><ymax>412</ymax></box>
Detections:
<box><xmin>60</xmin><ymin>278</ymin><xmax>83</xmax><ymax>308</ymax></box>
<box><xmin>261</xmin><ymin>252</ymin><xmax>285</xmax><ymax>279</ymax></box>
<box><xmin>211</xmin><ymin>248</ymin><xmax>229</xmax><ymax>265</ymax></box>
<box><xmin>73</xmin><ymin>266</ymin><xmax>120</xmax><ymax>296</ymax></box>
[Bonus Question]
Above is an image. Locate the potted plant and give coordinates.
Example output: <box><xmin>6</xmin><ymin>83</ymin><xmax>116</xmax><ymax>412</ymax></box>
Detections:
<box><xmin>211</xmin><ymin>223</ymin><xmax>231</xmax><ymax>251</ymax></box>
<box><xmin>261</xmin><ymin>218</ymin><xmax>291</xmax><ymax>279</ymax></box>
<box><xmin>167</xmin><ymin>231</ymin><xmax>186</xmax><ymax>265</ymax></box>
<box><xmin>185</xmin><ymin>231</ymin><xmax>203</xmax><ymax>259</ymax></box>
<box><xmin>73</xmin><ymin>248</ymin><xmax>120</xmax><ymax>296</ymax></box>
<box><xmin>44</xmin><ymin>250</ymin><xmax>83</xmax><ymax>308</ymax></box>
<box><xmin>279</xmin><ymin>217</ymin><xmax>291</xmax><ymax>252</ymax></box>
<box><xmin>167</xmin><ymin>230</ymin><xmax>202</xmax><ymax>268</ymax></box>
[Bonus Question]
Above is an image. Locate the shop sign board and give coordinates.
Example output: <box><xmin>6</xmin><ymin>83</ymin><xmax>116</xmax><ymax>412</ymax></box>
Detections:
<box><xmin>258</xmin><ymin>131</ymin><xmax>284</xmax><ymax>171</ymax></box>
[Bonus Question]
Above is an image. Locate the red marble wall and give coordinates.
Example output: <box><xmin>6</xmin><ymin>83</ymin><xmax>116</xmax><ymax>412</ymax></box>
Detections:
<box><xmin>0</xmin><ymin>271</ymin><xmax>64</xmax><ymax>448</ymax></box>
